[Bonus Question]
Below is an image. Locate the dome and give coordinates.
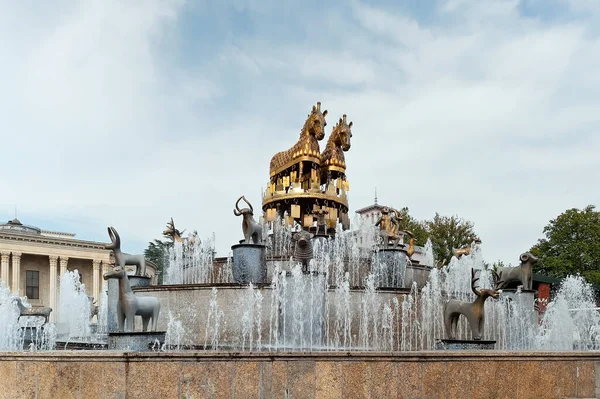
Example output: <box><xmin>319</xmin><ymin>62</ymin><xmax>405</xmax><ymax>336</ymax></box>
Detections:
<box><xmin>0</xmin><ymin>218</ymin><xmax>41</xmax><ymax>235</ymax></box>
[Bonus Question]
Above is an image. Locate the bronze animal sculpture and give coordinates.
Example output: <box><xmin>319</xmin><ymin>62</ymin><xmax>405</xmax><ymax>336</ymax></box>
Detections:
<box><xmin>269</xmin><ymin>102</ymin><xmax>328</xmax><ymax>176</ymax></box>
<box><xmin>443</xmin><ymin>269</ymin><xmax>501</xmax><ymax>340</ymax></box>
<box><xmin>292</xmin><ymin>229</ymin><xmax>314</xmax><ymax>271</ymax></box>
<box><xmin>435</xmin><ymin>259</ymin><xmax>448</xmax><ymax>269</ymax></box>
<box><xmin>103</xmin><ymin>265</ymin><xmax>160</xmax><ymax>332</ymax></box>
<box><xmin>105</xmin><ymin>227</ymin><xmax>147</xmax><ymax>276</ymax></box>
<box><xmin>313</xmin><ymin>208</ymin><xmax>329</xmax><ymax>236</ymax></box>
<box><xmin>320</xmin><ymin>114</ymin><xmax>352</xmax><ymax>179</ymax></box>
<box><xmin>163</xmin><ymin>217</ymin><xmax>186</xmax><ymax>243</ymax></box>
<box><xmin>234</xmin><ymin>196</ymin><xmax>263</xmax><ymax>244</ymax></box>
<box><xmin>14</xmin><ymin>298</ymin><xmax>52</xmax><ymax>324</ymax></box>
<box><xmin>375</xmin><ymin>207</ymin><xmax>402</xmax><ymax>248</ymax></box>
<box><xmin>452</xmin><ymin>236</ymin><xmax>482</xmax><ymax>259</ymax></box>
<box><xmin>495</xmin><ymin>252</ymin><xmax>538</xmax><ymax>291</ymax></box>
<box><xmin>405</xmin><ymin>231</ymin><xmax>416</xmax><ymax>259</ymax></box>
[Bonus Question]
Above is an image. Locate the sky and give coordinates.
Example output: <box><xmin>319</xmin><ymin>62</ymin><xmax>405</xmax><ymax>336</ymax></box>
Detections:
<box><xmin>1</xmin><ymin>0</ymin><xmax>599</xmax><ymax>264</ymax></box>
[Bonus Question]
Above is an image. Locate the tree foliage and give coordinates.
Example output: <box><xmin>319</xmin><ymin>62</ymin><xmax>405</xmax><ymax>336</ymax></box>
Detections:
<box><xmin>393</xmin><ymin>208</ymin><xmax>477</xmax><ymax>263</ymax></box>
<box><xmin>530</xmin><ymin>205</ymin><xmax>600</xmax><ymax>285</ymax></box>
<box><xmin>144</xmin><ymin>239</ymin><xmax>171</xmax><ymax>284</ymax></box>
<box><xmin>425</xmin><ymin>213</ymin><xmax>477</xmax><ymax>264</ymax></box>
<box><xmin>396</xmin><ymin>207</ymin><xmax>429</xmax><ymax>246</ymax></box>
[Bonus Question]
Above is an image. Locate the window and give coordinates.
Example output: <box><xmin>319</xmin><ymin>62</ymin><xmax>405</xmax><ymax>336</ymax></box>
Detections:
<box><xmin>26</xmin><ymin>270</ymin><xmax>39</xmax><ymax>299</ymax></box>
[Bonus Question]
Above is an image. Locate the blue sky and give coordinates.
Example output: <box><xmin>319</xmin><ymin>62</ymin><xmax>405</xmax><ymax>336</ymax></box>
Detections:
<box><xmin>1</xmin><ymin>0</ymin><xmax>599</xmax><ymax>264</ymax></box>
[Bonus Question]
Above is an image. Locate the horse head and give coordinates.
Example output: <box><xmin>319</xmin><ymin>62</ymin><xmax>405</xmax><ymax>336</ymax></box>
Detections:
<box><xmin>306</xmin><ymin>102</ymin><xmax>328</xmax><ymax>141</ymax></box>
<box><xmin>332</xmin><ymin>114</ymin><xmax>353</xmax><ymax>151</ymax></box>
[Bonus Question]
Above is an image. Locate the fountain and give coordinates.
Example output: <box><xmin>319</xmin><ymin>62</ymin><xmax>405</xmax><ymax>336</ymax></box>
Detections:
<box><xmin>1</xmin><ymin>101</ymin><xmax>600</xmax><ymax>398</ymax></box>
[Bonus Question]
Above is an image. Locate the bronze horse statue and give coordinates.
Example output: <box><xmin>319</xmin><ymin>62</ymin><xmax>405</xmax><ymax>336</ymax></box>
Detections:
<box><xmin>269</xmin><ymin>102</ymin><xmax>328</xmax><ymax>176</ymax></box>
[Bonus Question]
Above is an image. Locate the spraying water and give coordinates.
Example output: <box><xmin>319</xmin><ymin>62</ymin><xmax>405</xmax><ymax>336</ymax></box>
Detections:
<box><xmin>57</xmin><ymin>270</ymin><xmax>91</xmax><ymax>340</ymax></box>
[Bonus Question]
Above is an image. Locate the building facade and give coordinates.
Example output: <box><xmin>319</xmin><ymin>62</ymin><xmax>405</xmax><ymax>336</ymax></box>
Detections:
<box><xmin>0</xmin><ymin>218</ymin><xmax>156</xmax><ymax>321</ymax></box>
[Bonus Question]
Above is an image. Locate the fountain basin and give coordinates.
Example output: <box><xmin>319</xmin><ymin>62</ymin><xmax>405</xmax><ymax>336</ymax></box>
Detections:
<box><xmin>107</xmin><ymin>331</ymin><xmax>166</xmax><ymax>351</ymax></box>
<box><xmin>0</xmin><ymin>351</ymin><xmax>597</xmax><ymax>398</ymax></box>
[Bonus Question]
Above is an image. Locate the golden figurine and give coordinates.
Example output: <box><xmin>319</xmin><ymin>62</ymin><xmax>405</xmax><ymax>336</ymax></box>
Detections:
<box><xmin>452</xmin><ymin>236</ymin><xmax>482</xmax><ymax>259</ymax></box>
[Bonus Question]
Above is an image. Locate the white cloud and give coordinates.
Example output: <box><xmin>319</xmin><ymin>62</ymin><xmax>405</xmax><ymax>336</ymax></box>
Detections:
<box><xmin>1</xmin><ymin>0</ymin><xmax>599</xmax><ymax>266</ymax></box>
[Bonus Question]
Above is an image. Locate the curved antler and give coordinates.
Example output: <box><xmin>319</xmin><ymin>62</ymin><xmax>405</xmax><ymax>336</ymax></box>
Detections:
<box><xmin>471</xmin><ymin>268</ymin><xmax>481</xmax><ymax>296</ymax></box>
<box><xmin>241</xmin><ymin>195</ymin><xmax>253</xmax><ymax>213</ymax></box>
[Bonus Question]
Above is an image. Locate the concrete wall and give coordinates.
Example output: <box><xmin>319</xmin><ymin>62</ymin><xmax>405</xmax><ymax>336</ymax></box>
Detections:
<box><xmin>0</xmin><ymin>351</ymin><xmax>598</xmax><ymax>398</ymax></box>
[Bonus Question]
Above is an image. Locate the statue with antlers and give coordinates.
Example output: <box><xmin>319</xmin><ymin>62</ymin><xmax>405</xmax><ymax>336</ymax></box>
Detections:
<box><xmin>443</xmin><ymin>268</ymin><xmax>502</xmax><ymax>340</ymax></box>
<box><xmin>163</xmin><ymin>217</ymin><xmax>186</xmax><ymax>243</ymax></box>
<box><xmin>452</xmin><ymin>236</ymin><xmax>482</xmax><ymax>259</ymax></box>
<box><xmin>234</xmin><ymin>195</ymin><xmax>263</xmax><ymax>244</ymax></box>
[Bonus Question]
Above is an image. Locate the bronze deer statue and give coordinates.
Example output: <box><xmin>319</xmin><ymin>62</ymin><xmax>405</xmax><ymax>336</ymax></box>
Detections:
<box><xmin>163</xmin><ymin>217</ymin><xmax>186</xmax><ymax>243</ymax></box>
<box><xmin>452</xmin><ymin>236</ymin><xmax>482</xmax><ymax>259</ymax></box>
<box><xmin>233</xmin><ymin>195</ymin><xmax>263</xmax><ymax>244</ymax></box>
<box><xmin>103</xmin><ymin>265</ymin><xmax>160</xmax><ymax>332</ymax></box>
<box><xmin>105</xmin><ymin>227</ymin><xmax>147</xmax><ymax>276</ymax></box>
<box><xmin>443</xmin><ymin>268</ymin><xmax>502</xmax><ymax>340</ymax></box>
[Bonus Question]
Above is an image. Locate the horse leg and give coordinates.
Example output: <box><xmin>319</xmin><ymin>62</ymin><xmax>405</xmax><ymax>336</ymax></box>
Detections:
<box><xmin>142</xmin><ymin>316</ymin><xmax>149</xmax><ymax>332</ymax></box>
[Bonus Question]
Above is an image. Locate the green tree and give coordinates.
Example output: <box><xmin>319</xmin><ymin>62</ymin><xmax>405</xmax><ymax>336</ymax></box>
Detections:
<box><xmin>530</xmin><ymin>205</ymin><xmax>600</xmax><ymax>285</ymax></box>
<box><xmin>395</xmin><ymin>207</ymin><xmax>429</xmax><ymax>246</ymax></box>
<box><xmin>425</xmin><ymin>213</ymin><xmax>477</xmax><ymax>264</ymax></box>
<box><xmin>144</xmin><ymin>239</ymin><xmax>171</xmax><ymax>284</ymax></box>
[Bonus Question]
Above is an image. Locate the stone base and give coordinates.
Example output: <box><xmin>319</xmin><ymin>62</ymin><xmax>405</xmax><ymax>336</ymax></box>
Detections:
<box><xmin>231</xmin><ymin>243</ymin><xmax>267</xmax><ymax>284</ymax></box>
<box><xmin>107</xmin><ymin>331</ymin><xmax>166</xmax><ymax>351</ymax></box>
<box><xmin>371</xmin><ymin>248</ymin><xmax>408</xmax><ymax>288</ymax></box>
<box><xmin>128</xmin><ymin>275</ymin><xmax>151</xmax><ymax>287</ymax></box>
<box><xmin>435</xmin><ymin>339</ymin><xmax>496</xmax><ymax>350</ymax></box>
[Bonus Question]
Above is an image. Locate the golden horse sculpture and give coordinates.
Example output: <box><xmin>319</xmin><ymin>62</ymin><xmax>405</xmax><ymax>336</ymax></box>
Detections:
<box><xmin>452</xmin><ymin>236</ymin><xmax>482</xmax><ymax>259</ymax></box>
<box><xmin>443</xmin><ymin>268</ymin><xmax>502</xmax><ymax>340</ymax></box>
<box><xmin>269</xmin><ymin>102</ymin><xmax>328</xmax><ymax>176</ymax></box>
<box><xmin>320</xmin><ymin>114</ymin><xmax>352</xmax><ymax>177</ymax></box>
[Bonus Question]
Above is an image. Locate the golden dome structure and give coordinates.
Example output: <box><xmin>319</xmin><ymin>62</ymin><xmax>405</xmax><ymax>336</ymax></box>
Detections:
<box><xmin>262</xmin><ymin>102</ymin><xmax>353</xmax><ymax>236</ymax></box>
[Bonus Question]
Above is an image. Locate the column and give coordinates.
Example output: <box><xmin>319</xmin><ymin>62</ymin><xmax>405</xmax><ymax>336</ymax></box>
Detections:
<box><xmin>11</xmin><ymin>252</ymin><xmax>21</xmax><ymax>295</ymax></box>
<box><xmin>49</xmin><ymin>255</ymin><xmax>58</xmax><ymax>322</ymax></box>
<box><xmin>92</xmin><ymin>259</ymin><xmax>101</xmax><ymax>302</ymax></box>
<box><xmin>0</xmin><ymin>251</ymin><xmax>10</xmax><ymax>287</ymax></box>
<box><xmin>59</xmin><ymin>256</ymin><xmax>69</xmax><ymax>277</ymax></box>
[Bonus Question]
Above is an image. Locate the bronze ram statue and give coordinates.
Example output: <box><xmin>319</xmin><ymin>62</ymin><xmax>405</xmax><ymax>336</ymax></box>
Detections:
<box><xmin>234</xmin><ymin>195</ymin><xmax>263</xmax><ymax>244</ymax></box>
<box><xmin>443</xmin><ymin>269</ymin><xmax>501</xmax><ymax>340</ymax></box>
<box><xmin>495</xmin><ymin>252</ymin><xmax>538</xmax><ymax>291</ymax></box>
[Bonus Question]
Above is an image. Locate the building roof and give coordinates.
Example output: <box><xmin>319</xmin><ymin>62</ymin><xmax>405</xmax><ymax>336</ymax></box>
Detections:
<box><xmin>355</xmin><ymin>203</ymin><xmax>386</xmax><ymax>214</ymax></box>
<box><xmin>0</xmin><ymin>218</ymin><xmax>42</xmax><ymax>235</ymax></box>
